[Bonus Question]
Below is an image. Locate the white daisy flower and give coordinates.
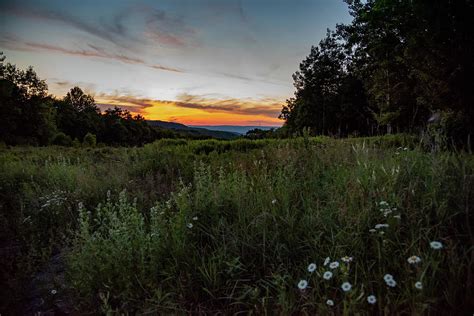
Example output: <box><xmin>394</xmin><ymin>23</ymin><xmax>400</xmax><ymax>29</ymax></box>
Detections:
<box><xmin>379</xmin><ymin>201</ymin><xmax>389</xmax><ymax>206</ymax></box>
<box><xmin>415</xmin><ymin>281</ymin><xmax>423</xmax><ymax>290</ymax></box>
<box><xmin>307</xmin><ymin>263</ymin><xmax>317</xmax><ymax>273</ymax></box>
<box><xmin>430</xmin><ymin>241</ymin><xmax>443</xmax><ymax>250</ymax></box>
<box><xmin>369</xmin><ymin>229</ymin><xmax>377</xmax><ymax>233</ymax></box>
<box><xmin>407</xmin><ymin>255</ymin><xmax>421</xmax><ymax>264</ymax></box>
<box><xmin>323</xmin><ymin>271</ymin><xmax>333</xmax><ymax>280</ymax></box>
<box><xmin>383</xmin><ymin>274</ymin><xmax>394</xmax><ymax>282</ymax></box>
<box><xmin>341</xmin><ymin>256</ymin><xmax>353</xmax><ymax>263</ymax></box>
<box><xmin>375</xmin><ymin>224</ymin><xmax>389</xmax><ymax>229</ymax></box>
<box><xmin>271</xmin><ymin>199</ymin><xmax>277</xmax><ymax>204</ymax></box>
<box><xmin>367</xmin><ymin>295</ymin><xmax>376</xmax><ymax>304</ymax></box>
<box><xmin>323</xmin><ymin>257</ymin><xmax>330</xmax><ymax>266</ymax></box>
<box><xmin>341</xmin><ymin>282</ymin><xmax>352</xmax><ymax>292</ymax></box>
<box><xmin>386</xmin><ymin>279</ymin><xmax>397</xmax><ymax>287</ymax></box>
<box><xmin>329</xmin><ymin>261</ymin><xmax>340</xmax><ymax>269</ymax></box>
<box><xmin>51</xmin><ymin>289</ymin><xmax>57</xmax><ymax>295</ymax></box>
<box><xmin>192</xmin><ymin>216</ymin><xmax>198</xmax><ymax>221</ymax></box>
<box><xmin>326</xmin><ymin>299</ymin><xmax>334</xmax><ymax>306</ymax></box>
<box><xmin>297</xmin><ymin>279</ymin><xmax>308</xmax><ymax>290</ymax></box>
<box><xmin>186</xmin><ymin>223</ymin><xmax>193</xmax><ymax>229</ymax></box>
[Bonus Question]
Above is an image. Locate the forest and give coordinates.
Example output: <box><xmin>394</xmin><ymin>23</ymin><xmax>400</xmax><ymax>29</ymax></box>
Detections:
<box><xmin>280</xmin><ymin>0</ymin><xmax>473</xmax><ymax>146</ymax></box>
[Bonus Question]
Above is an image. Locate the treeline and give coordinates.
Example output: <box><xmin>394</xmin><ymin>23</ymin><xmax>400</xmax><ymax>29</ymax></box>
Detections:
<box><xmin>0</xmin><ymin>53</ymin><xmax>197</xmax><ymax>147</ymax></box>
<box><xmin>280</xmin><ymin>0</ymin><xmax>473</xmax><ymax>145</ymax></box>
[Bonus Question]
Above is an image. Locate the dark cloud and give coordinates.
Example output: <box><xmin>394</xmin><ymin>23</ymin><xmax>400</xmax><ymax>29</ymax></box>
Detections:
<box><xmin>96</xmin><ymin>103</ymin><xmax>146</xmax><ymax>113</ymax></box>
<box><xmin>172</xmin><ymin>93</ymin><xmax>282</xmax><ymax>117</ymax></box>
<box><xmin>96</xmin><ymin>95</ymin><xmax>155</xmax><ymax>114</ymax></box>
<box><xmin>150</xmin><ymin>64</ymin><xmax>183</xmax><ymax>73</ymax></box>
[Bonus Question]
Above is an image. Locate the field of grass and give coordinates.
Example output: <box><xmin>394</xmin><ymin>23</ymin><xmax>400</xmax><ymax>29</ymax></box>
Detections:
<box><xmin>1</xmin><ymin>135</ymin><xmax>472</xmax><ymax>314</ymax></box>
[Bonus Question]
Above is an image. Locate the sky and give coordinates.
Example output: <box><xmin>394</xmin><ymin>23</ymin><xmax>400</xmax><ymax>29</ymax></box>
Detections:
<box><xmin>0</xmin><ymin>0</ymin><xmax>352</xmax><ymax>126</ymax></box>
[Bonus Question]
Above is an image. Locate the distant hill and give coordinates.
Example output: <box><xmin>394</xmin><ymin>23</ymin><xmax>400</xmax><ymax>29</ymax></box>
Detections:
<box><xmin>189</xmin><ymin>125</ymin><xmax>280</xmax><ymax>135</ymax></box>
<box><xmin>147</xmin><ymin>120</ymin><xmax>240</xmax><ymax>139</ymax></box>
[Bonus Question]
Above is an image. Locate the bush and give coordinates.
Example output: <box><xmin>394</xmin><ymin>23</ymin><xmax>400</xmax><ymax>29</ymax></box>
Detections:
<box><xmin>52</xmin><ymin>132</ymin><xmax>72</xmax><ymax>146</ymax></box>
<box><xmin>83</xmin><ymin>133</ymin><xmax>96</xmax><ymax>147</ymax></box>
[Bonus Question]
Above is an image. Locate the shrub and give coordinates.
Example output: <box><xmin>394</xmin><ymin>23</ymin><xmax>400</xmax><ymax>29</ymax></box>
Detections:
<box><xmin>52</xmin><ymin>132</ymin><xmax>72</xmax><ymax>146</ymax></box>
<box><xmin>83</xmin><ymin>133</ymin><xmax>96</xmax><ymax>147</ymax></box>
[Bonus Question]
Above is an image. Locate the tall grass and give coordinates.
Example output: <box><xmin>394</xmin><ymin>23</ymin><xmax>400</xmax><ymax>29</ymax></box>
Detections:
<box><xmin>0</xmin><ymin>136</ymin><xmax>472</xmax><ymax>313</ymax></box>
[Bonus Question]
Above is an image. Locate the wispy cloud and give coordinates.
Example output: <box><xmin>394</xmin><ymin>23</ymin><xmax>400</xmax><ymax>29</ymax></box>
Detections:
<box><xmin>0</xmin><ymin>3</ymin><xmax>133</xmax><ymax>49</ymax></box>
<box><xmin>0</xmin><ymin>2</ymin><xmax>197</xmax><ymax>50</ymax></box>
<box><xmin>142</xmin><ymin>6</ymin><xmax>197</xmax><ymax>48</ymax></box>
<box><xmin>0</xmin><ymin>34</ymin><xmax>183</xmax><ymax>73</ymax></box>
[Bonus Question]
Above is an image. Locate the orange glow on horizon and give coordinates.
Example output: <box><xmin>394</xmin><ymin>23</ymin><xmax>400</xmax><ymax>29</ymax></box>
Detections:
<box><xmin>94</xmin><ymin>94</ymin><xmax>284</xmax><ymax>126</ymax></box>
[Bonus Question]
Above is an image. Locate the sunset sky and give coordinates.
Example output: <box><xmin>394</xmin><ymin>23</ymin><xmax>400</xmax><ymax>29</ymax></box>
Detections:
<box><xmin>0</xmin><ymin>0</ymin><xmax>351</xmax><ymax>126</ymax></box>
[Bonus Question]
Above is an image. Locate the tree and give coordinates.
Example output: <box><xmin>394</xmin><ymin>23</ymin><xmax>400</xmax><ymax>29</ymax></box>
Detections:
<box><xmin>280</xmin><ymin>31</ymin><xmax>375</xmax><ymax>136</ymax></box>
<box><xmin>280</xmin><ymin>0</ymin><xmax>473</xmax><ymax>145</ymax></box>
<box><xmin>0</xmin><ymin>53</ymin><xmax>56</xmax><ymax>145</ymax></box>
<box><xmin>56</xmin><ymin>87</ymin><xmax>101</xmax><ymax>140</ymax></box>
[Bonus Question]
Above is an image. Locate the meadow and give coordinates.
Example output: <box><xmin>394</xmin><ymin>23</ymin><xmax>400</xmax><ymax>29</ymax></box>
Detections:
<box><xmin>0</xmin><ymin>135</ymin><xmax>472</xmax><ymax>314</ymax></box>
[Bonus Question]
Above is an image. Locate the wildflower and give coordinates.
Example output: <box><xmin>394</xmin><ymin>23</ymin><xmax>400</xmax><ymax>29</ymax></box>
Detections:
<box><xmin>430</xmin><ymin>241</ymin><xmax>443</xmax><ymax>250</ymax></box>
<box><xmin>271</xmin><ymin>199</ymin><xmax>277</xmax><ymax>204</ymax></box>
<box><xmin>307</xmin><ymin>263</ymin><xmax>317</xmax><ymax>273</ymax></box>
<box><xmin>326</xmin><ymin>299</ymin><xmax>334</xmax><ymax>306</ymax></box>
<box><xmin>192</xmin><ymin>216</ymin><xmax>198</xmax><ymax>221</ymax></box>
<box><xmin>341</xmin><ymin>256</ymin><xmax>353</xmax><ymax>263</ymax></box>
<box><xmin>186</xmin><ymin>223</ymin><xmax>193</xmax><ymax>229</ymax></box>
<box><xmin>323</xmin><ymin>257</ymin><xmax>330</xmax><ymax>266</ymax></box>
<box><xmin>386</xmin><ymin>279</ymin><xmax>397</xmax><ymax>287</ymax></box>
<box><xmin>383</xmin><ymin>274</ymin><xmax>394</xmax><ymax>282</ymax></box>
<box><xmin>329</xmin><ymin>261</ymin><xmax>340</xmax><ymax>269</ymax></box>
<box><xmin>341</xmin><ymin>282</ymin><xmax>352</xmax><ymax>292</ymax></box>
<box><xmin>367</xmin><ymin>295</ymin><xmax>376</xmax><ymax>304</ymax></box>
<box><xmin>369</xmin><ymin>229</ymin><xmax>377</xmax><ymax>233</ymax></box>
<box><xmin>375</xmin><ymin>224</ymin><xmax>389</xmax><ymax>229</ymax></box>
<box><xmin>407</xmin><ymin>255</ymin><xmax>421</xmax><ymax>264</ymax></box>
<box><xmin>297</xmin><ymin>279</ymin><xmax>308</xmax><ymax>290</ymax></box>
<box><xmin>415</xmin><ymin>281</ymin><xmax>423</xmax><ymax>290</ymax></box>
<box><xmin>323</xmin><ymin>271</ymin><xmax>333</xmax><ymax>280</ymax></box>
<box><xmin>379</xmin><ymin>201</ymin><xmax>389</xmax><ymax>207</ymax></box>
<box><xmin>51</xmin><ymin>289</ymin><xmax>57</xmax><ymax>295</ymax></box>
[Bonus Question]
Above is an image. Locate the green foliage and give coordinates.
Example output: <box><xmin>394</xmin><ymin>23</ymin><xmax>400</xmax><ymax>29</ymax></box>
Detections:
<box><xmin>52</xmin><ymin>132</ymin><xmax>72</xmax><ymax>146</ymax></box>
<box><xmin>281</xmin><ymin>0</ymin><xmax>474</xmax><ymax>146</ymax></box>
<box><xmin>64</xmin><ymin>139</ymin><xmax>472</xmax><ymax>314</ymax></box>
<box><xmin>2</xmin><ymin>136</ymin><xmax>469</xmax><ymax>313</ymax></box>
<box><xmin>82</xmin><ymin>133</ymin><xmax>96</xmax><ymax>147</ymax></box>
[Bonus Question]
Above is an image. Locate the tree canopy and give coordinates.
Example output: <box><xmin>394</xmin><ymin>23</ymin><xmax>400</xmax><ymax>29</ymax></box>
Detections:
<box><xmin>280</xmin><ymin>0</ymin><xmax>474</xmax><ymax>145</ymax></box>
